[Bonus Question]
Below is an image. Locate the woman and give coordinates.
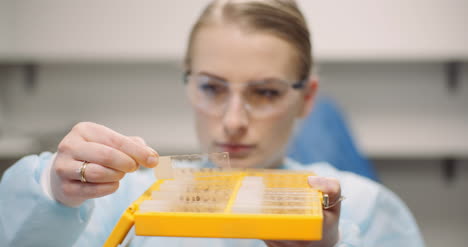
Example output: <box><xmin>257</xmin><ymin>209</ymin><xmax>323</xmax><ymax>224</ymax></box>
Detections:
<box><xmin>0</xmin><ymin>0</ymin><xmax>424</xmax><ymax>246</ymax></box>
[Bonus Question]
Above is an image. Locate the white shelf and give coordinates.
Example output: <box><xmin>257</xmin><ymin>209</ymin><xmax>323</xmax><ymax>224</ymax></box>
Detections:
<box><xmin>1</xmin><ymin>52</ymin><xmax>467</xmax><ymax>65</ymax></box>
<box><xmin>352</xmin><ymin>115</ymin><xmax>468</xmax><ymax>159</ymax></box>
<box><xmin>0</xmin><ymin>0</ymin><xmax>467</xmax><ymax>63</ymax></box>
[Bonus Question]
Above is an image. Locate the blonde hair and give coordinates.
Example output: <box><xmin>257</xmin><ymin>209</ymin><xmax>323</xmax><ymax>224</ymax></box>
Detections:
<box><xmin>184</xmin><ymin>0</ymin><xmax>312</xmax><ymax>80</ymax></box>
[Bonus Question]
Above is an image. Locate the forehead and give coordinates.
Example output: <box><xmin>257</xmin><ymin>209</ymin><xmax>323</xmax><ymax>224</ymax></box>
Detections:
<box><xmin>190</xmin><ymin>24</ymin><xmax>298</xmax><ymax>82</ymax></box>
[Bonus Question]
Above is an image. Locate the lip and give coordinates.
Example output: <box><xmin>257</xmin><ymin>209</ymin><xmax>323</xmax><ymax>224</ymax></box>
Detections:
<box><xmin>215</xmin><ymin>142</ymin><xmax>256</xmax><ymax>157</ymax></box>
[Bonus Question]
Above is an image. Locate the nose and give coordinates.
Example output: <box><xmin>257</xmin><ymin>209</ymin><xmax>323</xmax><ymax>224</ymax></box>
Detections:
<box><xmin>222</xmin><ymin>94</ymin><xmax>249</xmax><ymax>138</ymax></box>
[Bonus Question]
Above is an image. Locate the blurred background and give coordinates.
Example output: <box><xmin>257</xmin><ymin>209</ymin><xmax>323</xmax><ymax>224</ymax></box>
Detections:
<box><xmin>0</xmin><ymin>0</ymin><xmax>467</xmax><ymax>246</ymax></box>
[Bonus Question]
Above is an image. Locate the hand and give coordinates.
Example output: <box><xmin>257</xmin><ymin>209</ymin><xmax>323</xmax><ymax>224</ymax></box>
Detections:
<box><xmin>50</xmin><ymin>122</ymin><xmax>159</xmax><ymax>207</ymax></box>
<box><xmin>264</xmin><ymin>177</ymin><xmax>341</xmax><ymax>247</ymax></box>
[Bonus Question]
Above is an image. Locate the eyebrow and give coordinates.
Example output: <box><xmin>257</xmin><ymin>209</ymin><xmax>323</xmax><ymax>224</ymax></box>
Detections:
<box><xmin>250</xmin><ymin>77</ymin><xmax>285</xmax><ymax>83</ymax></box>
<box><xmin>197</xmin><ymin>71</ymin><xmax>286</xmax><ymax>84</ymax></box>
<box><xmin>197</xmin><ymin>71</ymin><xmax>227</xmax><ymax>82</ymax></box>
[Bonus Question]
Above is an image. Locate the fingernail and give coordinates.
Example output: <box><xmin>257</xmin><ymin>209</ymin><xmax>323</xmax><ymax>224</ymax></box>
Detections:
<box><xmin>147</xmin><ymin>155</ymin><xmax>159</xmax><ymax>168</ymax></box>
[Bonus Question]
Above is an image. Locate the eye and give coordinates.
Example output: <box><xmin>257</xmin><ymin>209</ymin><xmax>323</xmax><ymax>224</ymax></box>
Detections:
<box><xmin>197</xmin><ymin>77</ymin><xmax>228</xmax><ymax>98</ymax></box>
<box><xmin>253</xmin><ymin>88</ymin><xmax>281</xmax><ymax>99</ymax></box>
<box><xmin>199</xmin><ymin>82</ymin><xmax>226</xmax><ymax>94</ymax></box>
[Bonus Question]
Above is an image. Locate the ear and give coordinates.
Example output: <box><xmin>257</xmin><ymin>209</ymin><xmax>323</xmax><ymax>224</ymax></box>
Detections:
<box><xmin>297</xmin><ymin>76</ymin><xmax>318</xmax><ymax>118</ymax></box>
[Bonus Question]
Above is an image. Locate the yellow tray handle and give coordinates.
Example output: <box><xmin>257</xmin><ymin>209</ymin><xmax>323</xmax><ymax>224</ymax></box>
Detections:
<box><xmin>104</xmin><ymin>181</ymin><xmax>163</xmax><ymax>247</ymax></box>
<box><xmin>103</xmin><ymin>205</ymin><xmax>136</xmax><ymax>247</ymax></box>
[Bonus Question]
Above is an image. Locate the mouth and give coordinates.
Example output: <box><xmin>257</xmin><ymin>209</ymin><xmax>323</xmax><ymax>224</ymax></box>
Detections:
<box><xmin>215</xmin><ymin>142</ymin><xmax>256</xmax><ymax>158</ymax></box>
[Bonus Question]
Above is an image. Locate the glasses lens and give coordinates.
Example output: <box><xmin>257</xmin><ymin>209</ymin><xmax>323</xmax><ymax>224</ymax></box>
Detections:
<box><xmin>187</xmin><ymin>74</ymin><xmax>300</xmax><ymax>118</ymax></box>
<box><xmin>244</xmin><ymin>80</ymin><xmax>290</xmax><ymax>115</ymax></box>
<box><xmin>187</xmin><ymin>75</ymin><xmax>228</xmax><ymax>114</ymax></box>
<box><xmin>197</xmin><ymin>75</ymin><xmax>228</xmax><ymax>102</ymax></box>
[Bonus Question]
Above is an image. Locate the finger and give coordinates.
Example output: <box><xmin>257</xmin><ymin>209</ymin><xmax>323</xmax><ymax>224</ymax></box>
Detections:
<box><xmin>62</xmin><ymin>181</ymin><xmax>120</xmax><ymax>200</ymax></box>
<box><xmin>128</xmin><ymin>137</ymin><xmax>147</xmax><ymax>170</ymax></box>
<box><xmin>57</xmin><ymin>159</ymin><xmax>125</xmax><ymax>183</ymax></box>
<box><xmin>72</xmin><ymin>141</ymin><xmax>138</xmax><ymax>173</ymax></box>
<box><xmin>308</xmin><ymin>176</ymin><xmax>342</xmax><ymax>211</ymax></box>
<box><xmin>73</xmin><ymin>122</ymin><xmax>159</xmax><ymax>168</ymax></box>
<box><xmin>81</xmin><ymin>163</ymin><xmax>125</xmax><ymax>183</ymax></box>
<box><xmin>129</xmin><ymin>136</ymin><xmax>146</xmax><ymax>146</ymax></box>
<box><xmin>308</xmin><ymin>176</ymin><xmax>341</xmax><ymax>199</ymax></box>
<box><xmin>308</xmin><ymin>177</ymin><xmax>342</xmax><ymax>246</ymax></box>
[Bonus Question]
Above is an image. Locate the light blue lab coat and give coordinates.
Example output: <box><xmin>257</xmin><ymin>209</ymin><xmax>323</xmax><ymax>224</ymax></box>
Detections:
<box><xmin>0</xmin><ymin>152</ymin><xmax>425</xmax><ymax>247</ymax></box>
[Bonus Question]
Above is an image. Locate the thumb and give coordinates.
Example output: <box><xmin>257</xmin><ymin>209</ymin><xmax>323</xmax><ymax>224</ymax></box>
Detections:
<box><xmin>308</xmin><ymin>176</ymin><xmax>342</xmax><ymax>212</ymax></box>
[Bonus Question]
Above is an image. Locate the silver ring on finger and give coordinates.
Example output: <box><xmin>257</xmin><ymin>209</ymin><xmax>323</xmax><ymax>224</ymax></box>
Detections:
<box><xmin>79</xmin><ymin>161</ymin><xmax>90</xmax><ymax>183</ymax></box>
<box><xmin>322</xmin><ymin>193</ymin><xmax>345</xmax><ymax>209</ymax></box>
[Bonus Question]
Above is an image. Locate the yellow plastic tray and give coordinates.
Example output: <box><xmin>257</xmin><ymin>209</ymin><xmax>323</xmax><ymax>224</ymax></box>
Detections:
<box><xmin>104</xmin><ymin>169</ymin><xmax>323</xmax><ymax>247</ymax></box>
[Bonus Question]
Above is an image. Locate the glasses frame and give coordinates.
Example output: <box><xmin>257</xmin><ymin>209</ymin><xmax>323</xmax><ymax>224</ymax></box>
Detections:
<box><xmin>182</xmin><ymin>71</ymin><xmax>308</xmax><ymax>90</ymax></box>
<box><xmin>182</xmin><ymin>71</ymin><xmax>309</xmax><ymax>117</ymax></box>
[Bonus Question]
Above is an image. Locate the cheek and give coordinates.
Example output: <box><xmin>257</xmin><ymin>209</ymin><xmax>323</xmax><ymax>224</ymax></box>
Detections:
<box><xmin>258</xmin><ymin>108</ymin><xmax>298</xmax><ymax>151</ymax></box>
